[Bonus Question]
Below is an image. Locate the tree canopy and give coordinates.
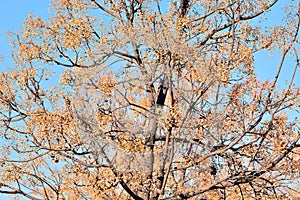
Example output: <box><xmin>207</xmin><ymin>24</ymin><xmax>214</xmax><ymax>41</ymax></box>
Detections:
<box><xmin>0</xmin><ymin>0</ymin><xmax>299</xmax><ymax>199</ymax></box>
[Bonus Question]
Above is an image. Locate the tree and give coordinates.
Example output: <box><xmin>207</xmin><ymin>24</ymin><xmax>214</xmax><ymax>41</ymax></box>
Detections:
<box><xmin>0</xmin><ymin>0</ymin><xmax>299</xmax><ymax>199</ymax></box>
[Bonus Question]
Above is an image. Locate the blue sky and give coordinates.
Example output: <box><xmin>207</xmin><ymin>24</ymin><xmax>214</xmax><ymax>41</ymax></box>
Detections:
<box><xmin>0</xmin><ymin>1</ymin><xmax>298</xmax><ymax>84</ymax></box>
<box><xmin>0</xmin><ymin>1</ymin><xmax>298</xmax><ymax>198</ymax></box>
<box><xmin>0</xmin><ymin>0</ymin><xmax>51</xmax><ymax>68</ymax></box>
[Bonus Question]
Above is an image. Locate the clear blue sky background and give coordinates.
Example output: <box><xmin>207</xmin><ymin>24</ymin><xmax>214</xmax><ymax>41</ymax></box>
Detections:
<box><xmin>0</xmin><ymin>0</ymin><xmax>51</xmax><ymax>68</ymax></box>
<box><xmin>0</xmin><ymin>1</ymin><xmax>298</xmax><ymax>86</ymax></box>
<box><xmin>4</xmin><ymin>2</ymin><xmax>294</xmax><ymax>115</ymax></box>
<box><xmin>0</xmin><ymin>1</ymin><xmax>298</xmax><ymax>198</ymax></box>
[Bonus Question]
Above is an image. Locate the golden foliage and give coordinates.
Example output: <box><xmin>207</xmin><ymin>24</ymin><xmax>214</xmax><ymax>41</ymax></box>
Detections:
<box><xmin>0</xmin><ymin>0</ymin><xmax>299</xmax><ymax>199</ymax></box>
